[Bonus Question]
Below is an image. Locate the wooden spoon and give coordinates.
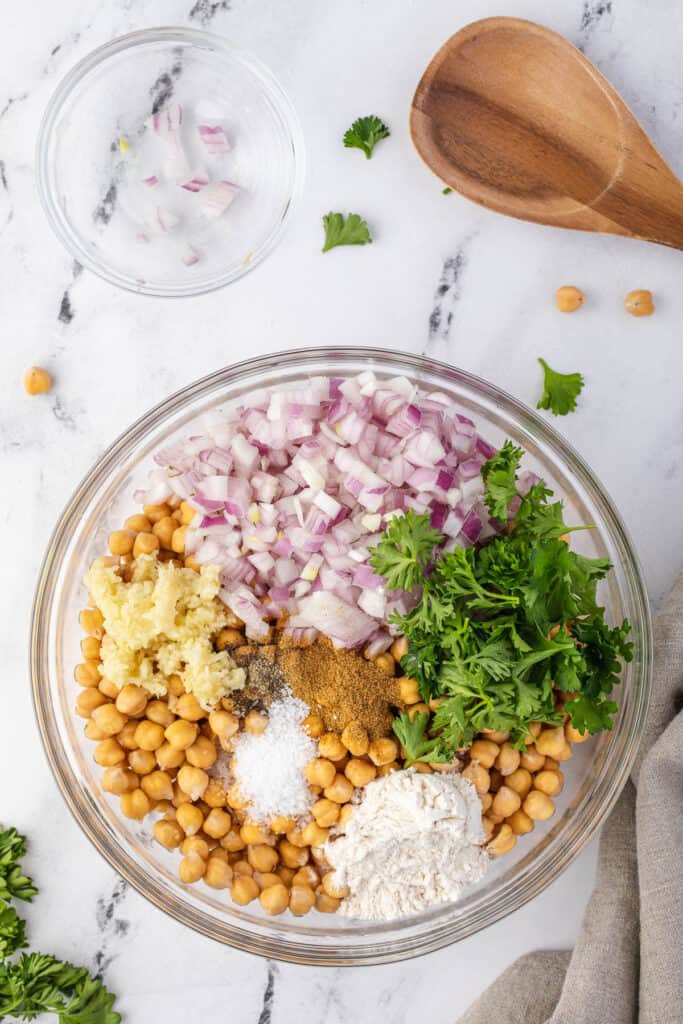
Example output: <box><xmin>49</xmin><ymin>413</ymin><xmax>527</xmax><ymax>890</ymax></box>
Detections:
<box><xmin>410</xmin><ymin>17</ymin><xmax>683</xmax><ymax>249</ymax></box>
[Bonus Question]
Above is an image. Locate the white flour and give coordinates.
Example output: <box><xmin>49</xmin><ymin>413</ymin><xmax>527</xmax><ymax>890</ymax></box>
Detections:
<box><xmin>325</xmin><ymin>768</ymin><xmax>490</xmax><ymax>920</ymax></box>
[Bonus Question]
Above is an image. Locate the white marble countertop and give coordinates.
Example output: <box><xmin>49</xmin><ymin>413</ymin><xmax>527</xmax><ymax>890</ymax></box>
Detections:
<box><xmin>3</xmin><ymin>0</ymin><xmax>683</xmax><ymax>1020</ymax></box>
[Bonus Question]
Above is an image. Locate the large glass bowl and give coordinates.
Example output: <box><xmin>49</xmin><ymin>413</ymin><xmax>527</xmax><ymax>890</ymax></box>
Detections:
<box><xmin>31</xmin><ymin>348</ymin><xmax>652</xmax><ymax>965</ymax></box>
<box><xmin>36</xmin><ymin>28</ymin><xmax>304</xmax><ymax>297</ymax></box>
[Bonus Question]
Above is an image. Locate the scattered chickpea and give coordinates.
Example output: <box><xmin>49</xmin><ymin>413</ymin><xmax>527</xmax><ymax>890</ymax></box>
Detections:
<box><xmin>134</xmin><ymin>720</ymin><xmax>165</xmax><ymax>752</ymax></box>
<box><xmin>204</xmin><ymin>857</ymin><xmax>233</xmax><ymax>889</ymax></box>
<box><xmin>305</xmin><ymin>758</ymin><xmax>336</xmax><ymax>789</ymax></box>
<box><xmin>155</xmin><ymin>742</ymin><xmax>186</xmax><ymax>770</ymax></box>
<box><xmin>367</xmin><ymin>737</ymin><xmax>399</xmax><ymax>766</ymax></box>
<box><xmin>279</xmin><ymin>839</ymin><xmax>309</xmax><ymax>869</ymax></box>
<box><xmin>254</xmin><ymin>871</ymin><xmax>281</xmax><ymax>891</ymax></box>
<box><xmin>344</xmin><ymin>758</ymin><xmax>377</xmax><ymax>788</ymax></box>
<box><xmin>321</xmin><ymin>872</ymin><xmax>349</xmax><ymax>899</ymax></box>
<box><xmin>215</xmin><ymin>628</ymin><xmax>244</xmax><ymax>651</ymax></box>
<box><xmin>120</xmin><ymin>788</ymin><xmax>151</xmax><ymax>820</ymax></box>
<box><xmin>116</xmin><ymin>685</ymin><xmax>148</xmax><ymax>718</ymax></box>
<box><xmin>141</xmin><ymin>770</ymin><xmax>174</xmax><ymax>802</ymax></box>
<box><xmin>176</xmin><ymin>802</ymin><xmax>204</xmax><ymax>836</ymax></box>
<box><xmin>165</xmin><ymin>719</ymin><xmax>199</xmax><ymax>750</ymax></box>
<box><xmin>79</xmin><ymin>607</ymin><xmax>104</xmax><ymax>638</ymax></box>
<box><xmin>98</xmin><ymin>677</ymin><xmax>119</xmax><ymax>700</ymax></box>
<box><xmin>289</xmin><ymin>885</ymin><xmax>316</xmax><ymax>916</ymax></box>
<box><xmin>488</xmin><ymin>824</ymin><xmax>517</xmax><ymax>856</ymax></box>
<box><xmin>506</xmin><ymin>809</ymin><xmax>534</xmax><ymax>835</ymax></box>
<box><xmin>203</xmin><ymin>808</ymin><xmax>232</xmax><ymax>839</ymax></box>
<box><xmin>523</xmin><ymin>790</ymin><xmax>556</xmax><ymax>821</ymax></box>
<box><xmin>565</xmin><ymin>722</ymin><xmax>589</xmax><ymax>744</ymax></box>
<box><xmin>315</xmin><ymin>892</ymin><xmax>341</xmax><ymax>914</ymax></box>
<box><xmin>128</xmin><ymin>749</ymin><xmax>157</xmax><ymax>776</ymax></box>
<box><xmin>463</xmin><ymin>763</ymin><xmax>490</xmax><ymax>795</ymax></box>
<box><xmin>555</xmin><ymin>285</ymin><xmax>585</xmax><ymax>313</ymax></box>
<box><xmin>108</xmin><ymin>530</ymin><xmax>134</xmax><ymax>556</ymax></box>
<box><xmin>624</xmin><ymin>289</ymin><xmax>654</xmax><ymax>317</ymax></box>
<box><xmin>301</xmin><ymin>821</ymin><xmax>328</xmax><ymax>848</ymax></box>
<box><xmin>93</xmin><ymin>738</ymin><xmax>126</xmax><ymax>768</ymax></box>
<box><xmin>318</xmin><ymin>733</ymin><xmax>346</xmax><ymax>762</ymax></box>
<box><xmin>374</xmin><ymin>652</ymin><xmax>395</xmax><ymax>676</ymax></box>
<box><xmin>341</xmin><ymin>721</ymin><xmax>369</xmax><ymax>757</ymax></box>
<box><xmin>398</xmin><ymin>676</ymin><xmax>420</xmax><ymax>705</ymax></box>
<box><xmin>469</xmin><ymin>739</ymin><xmax>500</xmax><ymax>768</ymax></box>
<box><xmin>177</xmin><ymin>765</ymin><xmax>209</xmax><ymax>801</ymax></box>
<box><xmin>248</xmin><ymin>845</ymin><xmax>279</xmax><ymax>873</ymax></box>
<box><xmin>495</xmin><ymin>743</ymin><xmax>521</xmax><ymax>777</ymax></box>
<box><xmin>208</xmin><ymin>710</ymin><xmax>239</xmax><ymax>740</ymax></box>
<box><xmin>324</xmin><ymin>773</ymin><xmax>354</xmax><ymax>804</ymax></box>
<box><xmin>74</xmin><ymin>662</ymin><xmax>102</xmax><ymax>689</ymax></box>
<box><xmin>302</xmin><ymin>714</ymin><xmax>325</xmax><ymax>738</ymax></box>
<box><xmin>292</xmin><ymin>865</ymin><xmax>319</xmax><ymax>888</ymax></box>
<box><xmin>153</xmin><ymin>819</ymin><xmax>184</xmax><ymax>849</ymax></box>
<box><xmin>390</xmin><ymin>635</ymin><xmax>409</xmax><ymax>661</ymax></box>
<box><xmin>534</xmin><ymin>726</ymin><xmax>567</xmax><ymax>759</ymax></box>
<box><xmin>23</xmin><ymin>366</ymin><xmax>52</xmax><ymax>395</ymax></box>
<box><xmin>171</xmin><ymin>526</ymin><xmax>187</xmax><ymax>554</ymax></box>
<box><xmin>270</xmin><ymin>815</ymin><xmax>296</xmax><ymax>835</ymax></box>
<box><xmin>91</xmin><ymin>704</ymin><xmax>127</xmax><ymax>738</ymax></box>
<box><xmin>231</xmin><ymin>876</ymin><xmax>259</xmax><ymax>905</ymax></box>
<box><xmin>186</xmin><ymin>735</ymin><xmax>217</xmax><ymax>769</ymax></box>
<box><xmin>520</xmin><ymin>746</ymin><xmax>545</xmax><ymax>772</ymax></box>
<box><xmin>534</xmin><ymin>769</ymin><xmax>564</xmax><ymax>797</ymax></box>
<box><xmin>132</xmin><ymin>532</ymin><xmax>160</xmax><ymax>559</ymax></box>
<box><xmin>182</xmin><ymin>836</ymin><xmax>210</xmax><ymax>860</ymax></box>
<box><xmin>244</xmin><ymin>710</ymin><xmax>268</xmax><ymax>735</ymax></box>
<box><xmin>259</xmin><ymin>882</ymin><xmax>289</xmax><ymax>916</ymax></box>
<box><xmin>311</xmin><ymin>798</ymin><xmax>340</xmax><ymax>829</ymax></box>
<box><xmin>505</xmin><ymin>768</ymin><xmax>533</xmax><ymax>799</ymax></box>
<box><xmin>179</xmin><ymin>853</ymin><xmax>206</xmax><ymax>884</ymax></box>
<box><xmin>491</xmin><ymin>785</ymin><xmax>522</xmax><ymax>819</ymax></box>
<box><xmin>152</xmin><ymin>516</ymin><xmax>177</xmax><ymax>549</ymax></box>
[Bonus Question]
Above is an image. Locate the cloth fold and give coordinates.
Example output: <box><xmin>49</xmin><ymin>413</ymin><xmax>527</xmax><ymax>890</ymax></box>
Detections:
<box><xmin>458</xmin><ymin>573</ymin><xmax>683</xmax><ymax>1024</ymax></box>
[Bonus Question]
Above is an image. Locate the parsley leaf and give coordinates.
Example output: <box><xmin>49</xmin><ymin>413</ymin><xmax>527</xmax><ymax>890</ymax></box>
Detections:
<box><xmin>0</xmin><ymin>905</ymin><xmax>27</xmax><ymax>959</ymax></box>
<box><xmin>481</xmin><ymin>440</ymin><xmax>524</xmax><ymax>521</ymax></box>
<box><xmin>442</xmin><ymin>186</ymin><xmax>453</xmax><ymax>194</ymax></box>
<box><xmin>370</xmin><ymin>509</ymin><xmax>442</xmax><ymax>591</ymax></box>
<box><xmin>0</xmin><ymin>829</ymin><xmax>37</xmax><ymax>904</ymax></box>
<box><xmin>343</xmin><ymin>115</ymin><xmax>390</xmax><ymax>159</ymax></box>
<box><xmin>321</xmin><ymin>212</ymin><xmax>372</xmax><ymax>253</ymax></box>
<box><xmin>392</xmin><ymin>711</ymin><xmax>450</xmax><ymax>765</ymax></box>
<box><xmin>537</xmin><ymin>358</ymin><xmax>585</xmax><ymax>416</ymax></box>
<box><xmin>0</xmin><ymin>953</ymin><xmax>121</xmax><ymax>1023</ymax></box>
<box><xmin>371</xmin><ymin>446</ymin><xmax>631</xmax><ymax>760</ymax></box>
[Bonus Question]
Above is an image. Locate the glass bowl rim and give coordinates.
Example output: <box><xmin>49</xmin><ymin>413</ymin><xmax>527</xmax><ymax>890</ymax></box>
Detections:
<box><xmin>30</xmin><ymin>345</ymin><xmax>653</xmax><ymax>964</ymax></box>
<box><xmin>35</xmin><ymin>25</ymin><xmax>306</xmax><ymax>298</ymax></box>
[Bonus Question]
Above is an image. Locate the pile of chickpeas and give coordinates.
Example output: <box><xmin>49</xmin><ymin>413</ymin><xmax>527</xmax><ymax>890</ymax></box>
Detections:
<box><xmin>76</xmin><ymin>498</ymin><xmax>412</xmax><ymax>918</ymax></box>
<box><xmin>394</xmin><ymin>658</ymin><xmax>588</xmax><ymax>856</ymax></box>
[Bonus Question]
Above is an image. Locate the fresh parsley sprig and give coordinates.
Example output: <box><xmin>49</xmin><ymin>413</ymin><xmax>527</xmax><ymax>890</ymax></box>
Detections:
<box><xmin>537</xmin><ymin>358</ymin><xmax>585</xmax><ymax>416</ymax></box>
<box><xmin>321</xmin><ymin>212</ymin><xmax>372</xmax><ymax>253</ymax></box>
<box><xmin>371</xmin><ymin>445</ymin><xmax>632</xmax><ymax>757</ymax></box>
<box><xmin>0</xmin><ymin>830</ymin><xmax>37</xmax><ymax>905</ymax></box>
<box><xmin>343</xmin><ymin>115</ymin><xmax>390</xmax><ymax>159</ymax></box>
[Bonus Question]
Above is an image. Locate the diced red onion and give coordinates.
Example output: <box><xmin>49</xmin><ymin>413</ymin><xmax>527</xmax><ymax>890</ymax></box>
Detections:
<box><xmin>198</xmin><ymin>124</ymin><xmax>230</xmax><ymax>155</ymax></box>
<box><xmin>200</xmin><ymin>180</ymin><xmax>240</xmax><ymax>220</ymax></box>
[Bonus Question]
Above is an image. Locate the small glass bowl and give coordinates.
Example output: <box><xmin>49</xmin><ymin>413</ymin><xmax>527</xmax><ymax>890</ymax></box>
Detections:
<box><xmin>31</xmin><ymin>348</ymin><xmax>652</xmax><ymax>964</ymax></box>
<box><xmin>36</xmin><ymin>28</ymin><xmax>304</xmax><ymax>297</ymax></box>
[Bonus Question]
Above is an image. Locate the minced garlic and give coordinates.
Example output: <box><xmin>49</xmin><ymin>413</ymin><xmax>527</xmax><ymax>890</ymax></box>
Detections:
<box><xmin>84</xmin><ymin>554</ymin><xmax>245</xmax><ymax>708</ymax></box>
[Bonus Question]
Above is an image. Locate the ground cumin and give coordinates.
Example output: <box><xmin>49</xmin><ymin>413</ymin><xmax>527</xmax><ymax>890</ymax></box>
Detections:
<box><xmin>276</xmin><ymin>638</ymin><xmax>400</xmax><ymax>739</ymax></box>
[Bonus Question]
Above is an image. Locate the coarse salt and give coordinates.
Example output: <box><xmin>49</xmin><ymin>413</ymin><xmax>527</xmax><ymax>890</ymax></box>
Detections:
<box><xmin>230</xmin><ymin>693</ymin><xmax>316</xmax><ymax>822</ymax></box>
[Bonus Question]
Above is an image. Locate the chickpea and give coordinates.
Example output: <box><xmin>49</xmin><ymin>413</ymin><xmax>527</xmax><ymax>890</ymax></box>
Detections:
<box><xmin>166</xmin><ymin>673</ymin><xmax>185</xmax><ymax>698</ymax></box>
<box><xmin>182</xmin><ymin>836</ymin><xmax>210</xmax><ymax>860</ymax></box>
<box><xmin>279</xmin><ymin>839</ymin><xmax>309</xmax><ymax>869</ymax></box>
<box><xmin>344</xmin><ymin>758</ymin><xmax>377</xmax><ymax>788</ymax></box>
<box><xmin>534</xmin><ymin>769</ymin><xmax>564</xmax><ymax>797</ymax></box>
<box><xmin>164</xmin><ymin>719</ymin><xmax>199</xmax><ymax>751</ymax></box>
<box><xmin>491</xmin><ymin>785</ymin><xmax>522</xmax><ymax>819</ymax></box>
<box><xmin>170</xmin><ymin>526</ymin><xmax>187</xmax><ymax>554</ymax></box>
<box><xmin>155</xmin><ymin>742</ymin><xmax>185</xmax><ymax>771</ymax></box>
<box><xmin>254</xmin><ymin>872</ymin><xmax>281</xmax><ymax>891</ymax></box>
<box><xmin>390</xmin><ymin>635</ymin><xmax>409</xmax><ymax>661</ymax></box>
<box><xmin>91</xmin><ymin>704</ymin><xmax>127</xmax><ymax>737</ymax></box>
<box><xmin>208</xmin><ymin>710</ymin><xmax>239</xmax><ymax>740</ymax></box>
<box><xmin>221</xmin><ymin>829</ymin><xmax>246</xmax><ymax>853</ymax></box>
<box><xmin>481</xmin><ymin>816</ymin><xmax>496</xmax><ymax>841</ymax></box>
<box><xmin>535</xmin><ymin>726</ymin><xmax>566</xmax><ymax>759</ymax></box>
<box><xmin>248</xmin><ymin>844</ymin><xmax>279</xmax><ymax>873</ymax></box>
<box><xmin>172</xmin><ymin>782</ymin><xmax>193</xmax><ymax>808</ymax></box>
<box><xmin>141</xmin><ymin>770</ymin><xmax>174</xmax><ymax>801</ymax></box>
<box><xmin>177</xmin><ymin>765</ymin><xmax>209</xmax><ymax>801</ymax></box>
<box><xmin>305</xmin><ymin>758</ymin><xmax>336</xmax><ymax>789</ymax></box>
<box><xmin>505</xmin><ymin>767</ymin><xmax>533</xmax><ymax>799</ymax></box>
<box><xmin>301</xmin><ymin>822</ymin><xmax>328</xmax><ymax>847</ymax></box>
<box><xmin>186</xmin><ymin>735</ymin><xmax>217</xmax><ymax>769</ymax></box>
<box><xmin>270</xmin><ymin>815</ymin><xmax>296</xmax><ymax>835</ymax></box>
<box><xmin>207</xmin><ymin>846</ymin><xmax>228</xmax><ymax>864</ymax></box>
<box><xmin>240</xmin><ymin>822</ymin><xmax>273</xmax><ymax>846</ymax></box>
<box><xmin>506</xmin><ymin>809</ymin><xmax>534</xmax><ymax>835</ymax></box>
<box><xmin>289</xmin><ymin>885</ymin><xmax>316</xmax><ymax>916</ymax></box>
<box><xmin>178</xmin><ymin>853</ymin><xmax>206</xmax><ymax>884</ymax></box>
<box><xmin>175</xmin><ymin>693</ymin><xmax>204</xmax><ymax>722</ymax></box>
<box><xmin>80</xmin><ymin>636</ymin><xmax>101</xmax><ymax>661</ymax></box>
<box><xmin>151</xmin><ymin>516</ymin><xmax>176</xmax><ymax>549</ymax></box>
<box><xmin>124</xmin><ymin>514</ymin><xmax>151</xmax><ymax>533</ymax></box>
<box><xmin>495</xmin><ymin>743</ymin><xmax>521</xmax><ymax>777</ymax></box>
<box><xmin>231</xmin><ymin>875</ymin><xmax>259</xmax><ymax>905</ymax></box>
<box><xmin>153</xmin><ymin>818</ymin><xmax>184</xmax><ymax>849</ymax></box>
<box><xmin>324</xmin><ymin>773</ymin><xmax>354</xmax><ymax>804</ymax></box>
<box><xmin>226</xmin><ymin>784</ymin><xmax>250</xmax><ymax>811</ymax></box>
<box><xmin>202</xmin><ymin>811</ymin><xmax>232</xmax><ymax>843</ymax></box>
<box><xmin>469</xmin><ymin>739</ymin><xmax>500</xmax><ymax>768</ymax></box>
<box><xmin>376</xmin><ymin>762</ymin><xmax>399</xmax><ymax>778</ymax></box>
<box><xmin>144</xmin><ymin>701</ymin><xmax>174</xmax><ymax>728</ymax></box>
<box><xmin>120</xmin><ymin>788</ymin><xmax>151</xmax><ymax>820</ymax></box>
<box><xmin>315</xmin><ymin>892</ymin><xmax>341</xmax><ymax>914</ymax></box>
<box><xmin>367</xmin><ymin>737</ymin><xmax>399</xmax><ymax>766</ymax></box>
<box><xmin>107</xmin><ymin>530</ymin><xmax>134</xmax><ymax>557</ymax></box>
<box><xmin>285</xmin><ymin>827</ymin><xmax>308</xmax><ymax>849</ymax></box>
<box><xmin>374</xmin><ymin>652</ymin><xmax>395</xmax><ymax>676</ymax></box>
<box><xmin>489</xmin><ymin>768</ymin><xmax>504</xmax><ymax>792</ymax></box>
<box><xmin>204</xmin><ymin>857</ymin><xmax>233</xmax><ymax>889</ymax></box>
<box><xmin>244</xmin><ymin>710</ymin><xmax>268</xmax><ymax>735</ymax></box>
<box><xmin>84</xmin><ymin>720</ymin><xmax>107</xmax><ymax>741</ymax></box>
<box><xmin>311</xmin><ymin>798</ymin><xmax>340</xmax><ymax>829</ymax></box>
<box><xmin>481</xmin><ymin>728</ymin><xmax>510</xmax><ymax>743</ymax></box>
<box><xmin>520</xmin><ymin>746</ymin><xmax>545</xmax><ymax>772</ymax></box>
<box><xmin>302</xmin><ymin>713</ymin><xmax>324</xmax><ymax>738</ymax></box>
<box><xmin>176</xmin><ymin>802</ymin><xmax>204</xmax><ymax>836</ymax></box>
<box><xmin>75</xmin><ymin>663</ymin><xmax>103</xmax><ymax>690</ymax></box>
<box><xmin>523</xmin><ymin>790</ymin><xmax>556</xmax><ymax>821</ymax></box>
<box><xmin>117</xmin><ymin>720</ymin><xmax>140</xmax><ymax>751</ymax></box>
<box><xmin>398</xmin><ymin>676</ymin><xmax>420</xmax><ymax>705</ymax></box>
<box><xmin>232</xmin><ymin>858</ymin><xmax>254</xmax><ymax>877</ymax></box>
<box><xmin>341</xmin><ymin>721</ymin><xmax>369</xmax><ymax>757</ymax></box>
<box><xmin>141</xmin><ymin>503</ymin><xmax>170</xmax><ymax>524</ymax></box>
<box><xmin>479</xmin><ymin>793</ymin><xmax>493</xmax><ymax>815</ymax></box>
<box><xmin>555</xmin><ymin>285</ymin><xmax>585</xmax><ymax>313</ymax></box>
<box><xmin>116</xmin><ymin>685</ymin><xmax>148</xmax><ymax>717</ymax></box>
<box><xmin>463</xmin><ymin>762</ymin><xmax>490</xmax><ymax>796</ymax></box>
<box><xmin>132</xmin><ymin>531</ymin><xmax>160</xmax><ymax>559</ymax></box>
<box><xmin>318</xmin><ymin>733</ymin><xmax>346</xmax><ymax>762</ymax></box>
<box><xmin>79</xmin><ymin>607</ymin><xmax>104</xmax><ymax>637</ymax></box>
<box><xmin>555</xmin><ymin>743</ymin><xmax>573</xmax><ymax>762</ymax></box>
<box><xmin>128</xmin><ymin>748</ymin><xmax>157</xmax><ymax>775</ymax></box>
<box><xmin>179</xmin><ymin>500</ymin><xmax>195</xmax><ymax>525</ymax></box>
<box><xmin>565</xmin><ymin>722</ymin><xmax>589</xmax><ymax>744</ymax></box>
<box><xmin>98</xmin><ymin>677</ymin><xmax>119</xmax><ymax>700</ymax></box>
<box><xmin>624</xmin><ymin>289</ymin><xmax>654</xmax><ymax>317</ymax></box>
<box><xmin>23</xmin><ymin>366</ymin><xmax>52</xmax><ymax>395</ymax></box>
<box><xmin>203</xmin><ymin>780</ymin><xmax>228</xmax><ymax>809</ymax></box>
<box><xmin>259</xmin><ymin>882</ymin><xmax>289</xmax><ymax>916</ymax></box>
<box><xmin>93</xmin><ymin>738</ymin><xmax>125</xmax><ymax>767</ymax></box>
<box><xmin>134</xmin><ymin>720</ymin><xmax>165</xmax><ymax>751</ymax></box>
<box><xmin>321</xmin><ymin>872</ymin><xmax>349</xmax><ymax>899</ymax></box>
<box><xmin>309</xmin><ymin>846</ymin><xmax>329</xmax><ymax>868</ymax></box>
<box><xmin>215</xmin><ymin>627</ymin><xmax>244</xmax><ymax>651</ymax></box>
<box><xmin>292</xmin><ymin>865</ymin><xmax>319</xmax><ymax>887</ymax></box>
<box><xmin>488</xmin><ymin>823</ymin><xmax>517</xmax><ymax>856</ymax></box>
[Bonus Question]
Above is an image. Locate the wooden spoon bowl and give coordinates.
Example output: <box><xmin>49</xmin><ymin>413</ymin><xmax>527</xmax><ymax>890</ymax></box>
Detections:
<box><xmin>411</xmin><ymin>17</ymin><xmax>683</xmax><ymax>249</ymax></box>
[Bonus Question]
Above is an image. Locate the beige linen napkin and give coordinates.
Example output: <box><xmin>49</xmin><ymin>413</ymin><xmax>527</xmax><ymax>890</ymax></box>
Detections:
<box><xmin>458</xmin><ymin>572</ymin><xmax>683</xmax><ymax>1024</ymax></box>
